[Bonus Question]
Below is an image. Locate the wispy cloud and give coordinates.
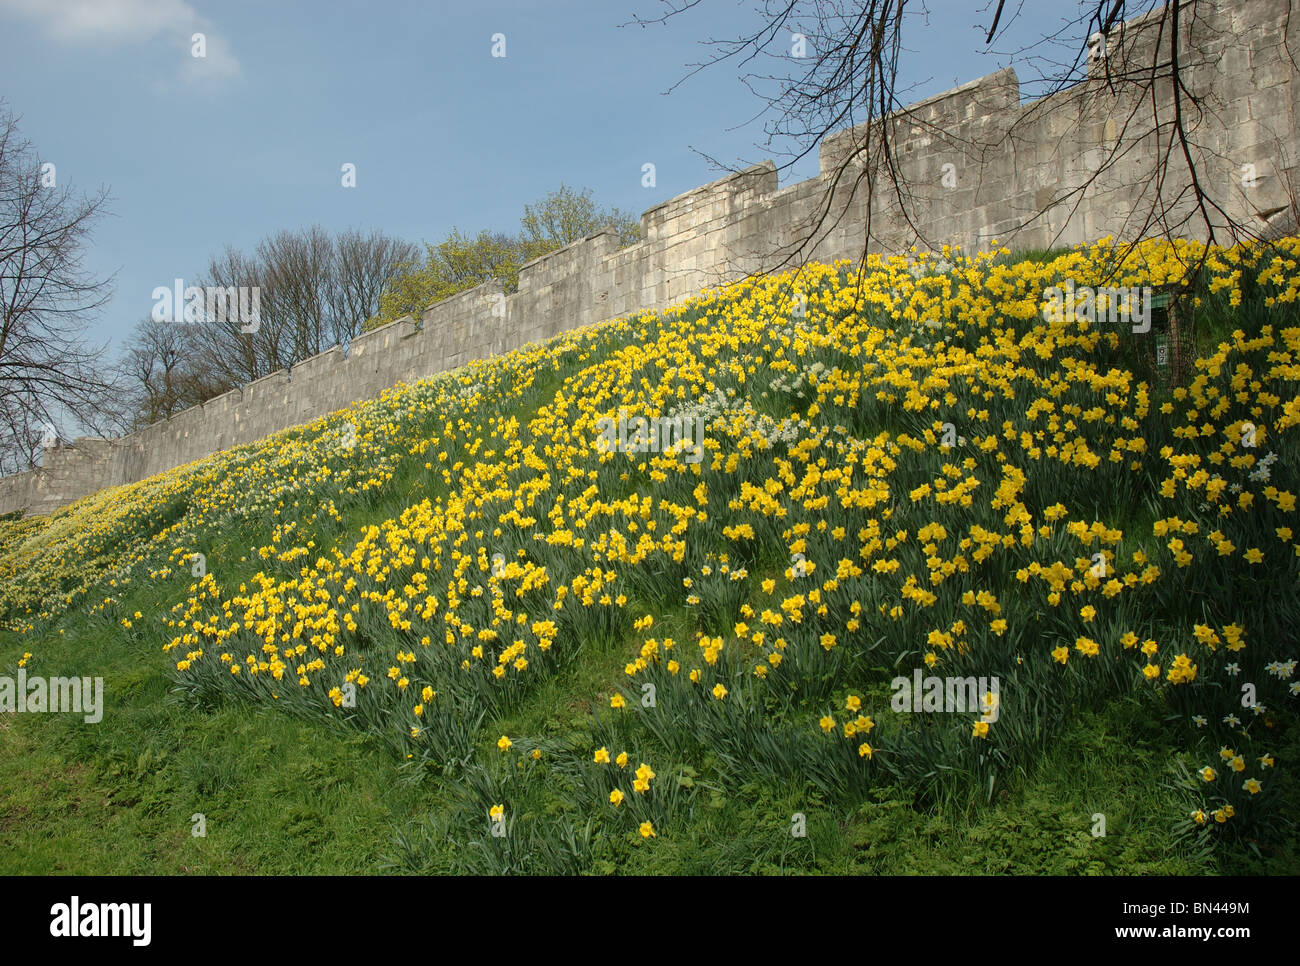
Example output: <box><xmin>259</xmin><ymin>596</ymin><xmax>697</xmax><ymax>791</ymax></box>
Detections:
<box><xmin>0</xmin><ymin>0</ymin><xmax>241</xmax><ymax>87</ymax></box>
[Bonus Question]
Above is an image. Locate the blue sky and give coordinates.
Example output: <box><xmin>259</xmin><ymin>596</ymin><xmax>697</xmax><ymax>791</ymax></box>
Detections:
<box><xmin>0</xmin><ymin>0</ymin><xmax>1074</xmax><ymax>352</ymax></box>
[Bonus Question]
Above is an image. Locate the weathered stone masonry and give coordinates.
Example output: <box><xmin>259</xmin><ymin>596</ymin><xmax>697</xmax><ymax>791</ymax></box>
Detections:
<box><xmin>2</xmin><ymin>0</ymin><xmax>1296</xmax><ymax>516</ymax></box>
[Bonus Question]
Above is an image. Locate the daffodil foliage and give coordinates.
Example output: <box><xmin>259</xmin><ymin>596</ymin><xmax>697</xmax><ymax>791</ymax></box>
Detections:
<box><xmin>3</xmin><ymin>235</ymin><xmax>1299</xmax><ymax>865</ymax></box>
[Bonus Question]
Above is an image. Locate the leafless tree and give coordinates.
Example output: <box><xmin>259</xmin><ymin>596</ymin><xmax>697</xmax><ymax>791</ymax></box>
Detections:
<box><xmin>258</xmin><ymin>226</ymin><xmax>337</xmax><ymax>364</ymax></box>
<box><xmin>335</xmin><ymin>228</ymin><xmax>419</xmax><ymax>340</ymax></box>
<box><xmin>116</xmin><ymin>315</ymin><xmax>226</xmax><ymax>429</ymax></box>
<box><xmin>191</xmin><ymin>244</ymin><xmax>276</xmax><ymax>390</ymax></box>
<box><xmin>0</xmin><ymin>102</ymin><xmax>126</xmax><ymax>475</ymax></box>
<box><xmin>128</xmin><ymin>226</ymin><xmax>417</xmax><ymax>417</ymax></box>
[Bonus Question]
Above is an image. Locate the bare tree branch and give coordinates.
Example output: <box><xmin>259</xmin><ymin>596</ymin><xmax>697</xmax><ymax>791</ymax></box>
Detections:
<box><xmin>0</xmin><ymin>100</ymin><xmax>124</xmax><ymax>475</ymax></box>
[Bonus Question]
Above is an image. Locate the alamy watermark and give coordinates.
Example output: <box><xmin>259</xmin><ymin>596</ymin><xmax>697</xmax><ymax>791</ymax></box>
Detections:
<box><xmin>595</xmin><ymin>408</ymin><xmax>706</xmax><ymax>464</ymax></box>
<box><xmin>1043</xmin><ymin>279</ymin><xmax>1152</xmax><ymax>333</ymax></box>
<box><xmin>50</xmin><ymin>896</ymin><xmax>150</xmax><ymax>946</ymax></box>
<box><xmin>0</xmin><ymin>671</ymin><xmax>103</xmax><ymax>723</ymax></box>
<box><xmin>152</xmin><ymin>278</ymin><xmax>261</xmax><ymax>333</ymax></box>
<box><xmin>891</xmin><ymin>670</ymin><xmax>1000</xmax><ymax>723</ymax></box>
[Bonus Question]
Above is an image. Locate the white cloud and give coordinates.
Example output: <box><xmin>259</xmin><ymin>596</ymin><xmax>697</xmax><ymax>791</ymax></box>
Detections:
<box><xmin>0</xmin><ymin>0</ymin><xmax>241</xmax><ymax>86</ymax></box>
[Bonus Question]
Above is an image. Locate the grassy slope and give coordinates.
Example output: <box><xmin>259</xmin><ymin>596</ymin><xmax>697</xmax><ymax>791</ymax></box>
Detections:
<box><xmin>2</xmin><ymin>248</ymin><xmax>1298</xmax><ymax>876</ymax></box>
<box><xmin>4</xmin><ymin>610</ymin><xmax>1273</xmax><ymax>874</ymax></box>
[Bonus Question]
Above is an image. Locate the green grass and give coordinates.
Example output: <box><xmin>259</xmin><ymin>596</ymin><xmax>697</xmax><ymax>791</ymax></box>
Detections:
<box><xmin>7</xmin><ymin>632</ymin><xmax>1286</xmax><ymax>874</ymax></box>
<box><xmin>0</xmin><ymin>610</ymin><xmax>428</xmax><ymax>875</ymax></box>
<box><xmin>4</xmin><ymin>530</ymin><xmax>1294</xmax><ymax>874</ymax></box>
